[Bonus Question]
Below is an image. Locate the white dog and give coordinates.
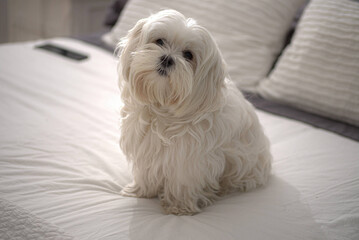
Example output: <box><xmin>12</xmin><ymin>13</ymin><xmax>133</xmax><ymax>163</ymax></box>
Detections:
<box><xmin>118</xmin><ymin>9</ymin><xmax>271</xmax><ymax>215</ymax></box>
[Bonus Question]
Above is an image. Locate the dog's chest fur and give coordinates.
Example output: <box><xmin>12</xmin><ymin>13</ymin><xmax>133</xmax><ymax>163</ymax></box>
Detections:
<box><xmin>121</xmin><ymin>105</ymin><xmax>224</xmax><ymax>159</ymax></box>
<box><xmin>120</xmin><ymin>103</ymin><xmax>234</xmax><ymax>184</ymax></box>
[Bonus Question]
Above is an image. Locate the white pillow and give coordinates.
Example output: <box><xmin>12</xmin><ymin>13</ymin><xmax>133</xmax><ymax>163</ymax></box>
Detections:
<box><xmin>259</xmin><ymin>0</ymin><xmax>359</xmax><ymax>127</ymax></box>
<box><xmin>103</xmin><ymin>0</ymin><xmax>307</xmax><ymax>91</ymax></box>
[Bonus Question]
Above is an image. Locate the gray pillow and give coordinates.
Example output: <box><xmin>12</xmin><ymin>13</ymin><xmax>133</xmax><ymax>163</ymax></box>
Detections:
<box><xmin>259</xmin><ymin>0</ymin><xmax>359</xmax><ymax>126</ymax></box>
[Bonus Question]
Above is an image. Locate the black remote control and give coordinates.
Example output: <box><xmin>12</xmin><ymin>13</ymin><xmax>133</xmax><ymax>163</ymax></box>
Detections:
<box><xmin>35</xmin><ymin>43</ymin><xmax>89</xmax><ymax>61</ymax></box>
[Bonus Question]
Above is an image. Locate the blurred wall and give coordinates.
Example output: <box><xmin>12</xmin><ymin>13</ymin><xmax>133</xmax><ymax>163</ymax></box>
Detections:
<box><xmin>0</xmin><ymin>0</ymin><xmax>112</xmax><ymax>43</ymax></box>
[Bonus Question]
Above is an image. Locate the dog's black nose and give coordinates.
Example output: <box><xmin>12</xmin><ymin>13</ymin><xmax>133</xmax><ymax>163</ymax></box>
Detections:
<box><xmin>160</xmin><ymin>55</ymin><xmax>174</xmax><ymax>68</ymax></box>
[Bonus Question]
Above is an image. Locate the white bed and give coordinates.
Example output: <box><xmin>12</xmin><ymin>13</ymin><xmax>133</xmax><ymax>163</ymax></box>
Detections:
<box><xmin>1</xmin><ymin>0</ymin><xmax>359</xmax><ymax>239</ymax></box>
<box><xmin>0</xmin><ymin>38</ymin><xmax>358</xmax><ymax>240</ymax></box>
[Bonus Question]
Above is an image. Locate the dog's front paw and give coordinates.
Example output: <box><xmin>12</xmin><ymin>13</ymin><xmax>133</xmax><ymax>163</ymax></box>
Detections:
<box><xmin>160</xmin><ymin>196</ymin><xmax>200</xmax><ymax>216</ymax></box>
<box><xmin>120</xmin><ymin>182</ymin><xmax>157</xmax><ymax>198</ymax></box>
<box><xmin>161</xmin><ymin>202</ymin><xmax>198</xmax><ymax>216</ymax></box>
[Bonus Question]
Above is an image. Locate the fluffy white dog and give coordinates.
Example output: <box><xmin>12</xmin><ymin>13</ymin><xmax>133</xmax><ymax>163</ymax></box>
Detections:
<box><xmin>118</xmin><ymin>9</ymin><xmax>271</xmax><ymax>215</ymax></box>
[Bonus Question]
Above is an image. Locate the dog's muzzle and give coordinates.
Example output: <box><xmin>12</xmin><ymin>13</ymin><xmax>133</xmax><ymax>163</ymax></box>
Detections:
<box><xmin>157</xmin><ymin>55</ymin><xmax>174</xmax><ymax>76</ymax></box>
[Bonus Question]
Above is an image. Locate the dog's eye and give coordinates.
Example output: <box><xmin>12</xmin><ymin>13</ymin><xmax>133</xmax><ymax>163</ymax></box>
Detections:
<box><xmin>183</xmin><ymin>50</ymin><xmax>193</xmax><ymax>61</ymax></box>
<box><xmin>155</xmin><ymin>38</ymin><xmax>165</xmax><ymax>46</ymax></box>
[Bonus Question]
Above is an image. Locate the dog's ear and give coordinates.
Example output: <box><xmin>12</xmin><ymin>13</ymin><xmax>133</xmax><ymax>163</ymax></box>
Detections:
<box><xmin>184</xmin><ymin>27</ymin><xmax>226</xmax><ymax>115</ymax></box>
<box><xmin>117</xmin><ymin>18</ymin><xmax>147</xmax><ymax>82</ymax></box>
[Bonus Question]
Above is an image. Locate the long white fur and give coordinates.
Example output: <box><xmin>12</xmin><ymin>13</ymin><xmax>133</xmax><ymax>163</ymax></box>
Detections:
<box><xmin>118</xmin><ymin>9</ymin><xmax>272</xmax><ymax>215</ymax></box>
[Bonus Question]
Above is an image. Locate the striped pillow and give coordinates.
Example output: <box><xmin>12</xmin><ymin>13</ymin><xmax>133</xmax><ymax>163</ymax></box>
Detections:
<box><xmin>259</xmin><ymin>0</ymin><xmax>359</xmax><ymax>127</ymax></box>
<box><xmin>103</xmin><ymin>0</ymin><xmax>307</xmax><ymax>91</ymax></box>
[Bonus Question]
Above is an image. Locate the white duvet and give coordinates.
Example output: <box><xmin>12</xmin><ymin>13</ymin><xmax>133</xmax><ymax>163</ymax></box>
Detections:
<box><xmin>0</xmin><ymin>38</ymin><xmax>358</xmax><ymax>240</ymax></box>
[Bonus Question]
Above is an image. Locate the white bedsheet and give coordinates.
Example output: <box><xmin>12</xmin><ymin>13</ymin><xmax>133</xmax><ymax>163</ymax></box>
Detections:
<box><xmin>0</xmin><ymin>38</ymin><xmax>358</xmax><ymax>240</ymax></box>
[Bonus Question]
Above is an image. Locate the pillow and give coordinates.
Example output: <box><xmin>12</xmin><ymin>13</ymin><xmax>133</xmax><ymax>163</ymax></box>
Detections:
<box><xmin>102</xmin><ymin>0</ymin><xmax>307</xmax><ymax>91</ymax></box>
<box><xmin>103</xmin><ymin>0</ymin><xmax>128</xmax><ymax>27</ymax></box>
<box><xmin>259</xmin><ymin>0</ymin><xmax>359</xmax><ymax>127</ymax></box>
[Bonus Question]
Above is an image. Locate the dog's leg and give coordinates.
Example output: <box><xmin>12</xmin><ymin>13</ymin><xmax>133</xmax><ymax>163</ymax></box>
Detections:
<box><xmin>159</xmin><ymin>183</ymin><xmax>206</xmax><ymax>216</ymax></box>
<box><xmin>220</xmin><ymin>147</ymin><xmax>271</xmax><ymax>194</ymax></box>
<box><xmin>159</xmin><ymin>150</ymin><xmax>224</xmax><ymax>215</ymax></box>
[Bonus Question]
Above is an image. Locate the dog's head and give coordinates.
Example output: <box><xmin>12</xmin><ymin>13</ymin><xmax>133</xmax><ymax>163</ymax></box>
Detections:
<box><xmin>118</xmin><ymin>10</ymin><xmax>226</xmax><ymax>116</ymax></box>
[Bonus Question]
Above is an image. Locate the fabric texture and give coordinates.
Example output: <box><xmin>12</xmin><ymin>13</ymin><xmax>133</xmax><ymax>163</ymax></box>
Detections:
<box><xmin>243</xmin><ymin>92</ymin><xmax>359</xmax><ymax>141</ymax></box>
<box><xmin>75</xmin><ymin>30</ymin><xmax>114</xmax><ymax>52</ymax></box>
<box><xmin>102</xmin><ymin>0</ymin><xmax>307</xmax><ymax>91</ymax></box>
<box><xmin>259</xmin><ymin>0</ymin><xmax>359</xmax><ymax>126</ymax></box>
<box><xmin>0</xmin><ymin>199</ymin><xmax>73</xmax><ymax>240</ymax></box>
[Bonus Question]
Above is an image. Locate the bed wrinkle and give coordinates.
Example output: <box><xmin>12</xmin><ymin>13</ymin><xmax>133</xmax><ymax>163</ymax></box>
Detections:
<box><xmin>302</xmin><ymin>177</ymin><xmax>359</xmax><ymax>201</ymax></box>
<box><xmin>0</xmin><ymin>198</ymin><xmax>73</xmax><ymax>240</ymax></box>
